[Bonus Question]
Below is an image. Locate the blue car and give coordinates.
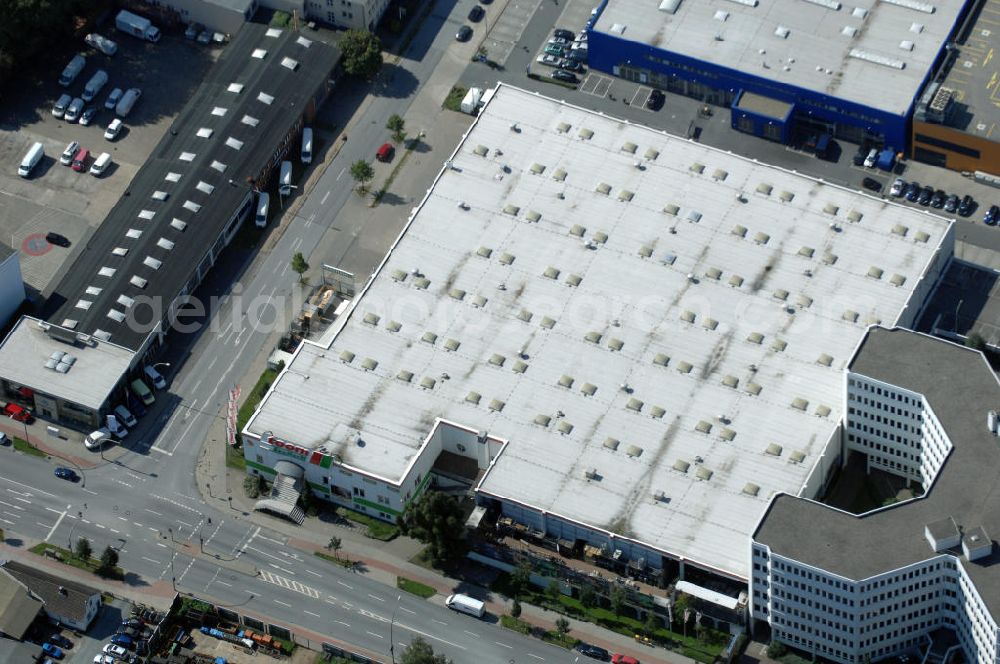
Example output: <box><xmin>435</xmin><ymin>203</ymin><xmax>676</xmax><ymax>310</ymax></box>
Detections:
<box><xmin>41</xmin><ymin>643</ymin><xmax>63</xmax><ymax>659</ymax></box>
<box><xmin>53</xmin><ymin>468</ymin><xmax>79</xmax><ymax>482</ymax></box>
<box><xmin>110</xmin><ymin>634</ymin><xmax>133</xmax><ymax>648</ymax></box>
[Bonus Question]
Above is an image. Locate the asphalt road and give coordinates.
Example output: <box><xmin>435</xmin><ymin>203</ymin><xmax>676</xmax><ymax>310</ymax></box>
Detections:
<box><xmin>0</xmin><ymin>455</ymin><xmax>584</xmax><ymax>663</ymax></box>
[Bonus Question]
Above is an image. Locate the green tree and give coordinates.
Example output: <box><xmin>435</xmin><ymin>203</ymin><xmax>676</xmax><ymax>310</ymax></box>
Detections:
<box><xmin>339</xmin><ymin>29</ymin><xmax>383</xmax><ymax>79</ymax></box>
<box><xmin>579</xmin><ymin>584</ymin><xmax>596</xmax><ymax>609</ymax></box>
<box><xmin>291</xmin><ymin>251</ymin><xmax>309</xmax><ymax>283</ymax></box>
<box><xmin>510</xmin><ymin>599</ymin><xmax>521</xmax><ymax>618</ymax></box>
<box><xmin>74</xmin><ymin>537</ymin><xmax>92</xmax><ymax>561</ymax></box>
<box><xmin>546</xmin><ymin>578</ymin><xmax>561</xmax><ymax>602</ymax></box>
<box><xmin>966</xmin><ymin>332</ymin><xmax>986</xmax><ymax>351</ymax></box>
<box><xmin>0</xmin><ymin>0</ymin><xmax>79</xmax><ymax>85</ymax></box>
<box><xmin>510</xmin><ymin>562</ymin><xmax>532</xmax><ymax>599</ymax></box>
<box><xmin>397</xmin><ymin>491</ymin><xmax>467</xmax><ymax>567</ymax></box>
<box><xmin>327</xmin><ymin>535</ymin><xmax>342</xmax><ymax>558</ymax></box>
<box><xmin>350</xmin><ymin>159</ymin><xmax>375</xmax><ymax>195</ymax></box>
<box><xmin>400</xmin><ymin>636</ymin><xmax>451</xmax><ymax>664</ymax></box>
<box><xmin>643</xmin><ymin>610</ymin><xmax>658</xmax><ymax>637</ymax></box>
<box><xmin>610</xmin><ymin>586</ymin><xmax>627</xmax><ymax>616</ymax></box>
<box><xmin>554</xmin><ymin>617</ymin><xmax>570</xmax><ymax>636</ymax></box>
<box><xmin>97</xmin><ymin>546</ymin><xmax>119</xmax><ymax>576</ymax></box>
<box><xmin>767</xmin><ymin>641</ymin><xmax>788</xmax><ymax>658</ymax></box>
<box><xmin>387</xmin><ymin>114</ymin><xmax>406</xmax><ymax>144</ymax></box>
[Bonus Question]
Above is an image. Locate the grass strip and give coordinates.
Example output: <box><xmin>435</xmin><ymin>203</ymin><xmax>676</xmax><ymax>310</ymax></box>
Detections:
<box><xmin>397</xmin><ymin>576</ymin><xmax>436</xmax><ymax>598</ymax></box>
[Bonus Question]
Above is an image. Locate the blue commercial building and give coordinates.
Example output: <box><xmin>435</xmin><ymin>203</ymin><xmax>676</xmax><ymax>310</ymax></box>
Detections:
<box><xmin>586</xmin><ymin>0</ymin><xmax>973</xmax><ymax>153</ymax></box>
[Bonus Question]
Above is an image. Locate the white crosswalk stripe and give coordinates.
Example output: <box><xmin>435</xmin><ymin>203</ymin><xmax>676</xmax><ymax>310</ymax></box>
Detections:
<box><xmin>259</xmin><ymin>570</ymin><xmax>320</xmax><ymax>598</ymax></box>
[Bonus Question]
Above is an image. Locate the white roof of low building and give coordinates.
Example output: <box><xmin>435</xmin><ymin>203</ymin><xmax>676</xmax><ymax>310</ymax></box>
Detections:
<box><xmin>595</xmin><ymin>0</ymin><xmax>963</xmax><ymax>115</ymax></box>
<box><xmin>0</xmin><ymin>317</ymin><xmax>135</xmax><ymax>411</ymax></box>
<box><xmin>247</xmin><ymin>85</ymin><xmax>952</xmax><ymax>580</ymax></box>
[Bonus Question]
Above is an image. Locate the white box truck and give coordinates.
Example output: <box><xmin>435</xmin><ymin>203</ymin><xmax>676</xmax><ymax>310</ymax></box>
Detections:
<box><xmin>59</xmin><ymin>54</ymin><xmax>86</xmax><ymax>87</ymax></box>
<box><xmin>278</xmin><ymin>161</ymin><xmax>293</xmax><ymax>196</ymax></box>
<box><xmin>301</xmin><ymin>127</ymin><xmax>313</xmax><ymax>164</ymax></box>
<box><xmin>116</xmin><ymin>10</ymin><xmax>161</xmax><ymax>42</ymax></box>
<box><xmin>460</xmin><ymin>87</ymin><xmax>483</xmax><ymax>115</ymax></box>
<box><xmin>18</xmin><ymin>142</ymin><xmax>44</xmax><ymax>178</ymax></box>
<box><xmin>115</xmin><ymin>88</ymin><xmax>142</xmax><ymax>117</ymax></box>
<box><xmin>445</xmin><ymin>594</ymin><xmax>485</xmax><ymax>618</ymax></box>
<box><xmin>81</xmin><ymin>69</ymin><xmax>109</xmax><ymax>102</ymax></box>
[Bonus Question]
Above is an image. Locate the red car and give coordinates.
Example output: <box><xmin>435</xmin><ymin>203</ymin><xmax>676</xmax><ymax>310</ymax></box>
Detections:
<box><xmin>3</xmin><ymin>403</ymin><xmax>34</xmax><ymax>423</ymax></box>
<box><xmin>611</xmin><ymin>655</ymin><xmax>640</xmax><ymax>664</ymax></box>
<box><xmin>376</xmin><ymin>142</ymin><xmax>394</xmax><ymax>162</ymax></box>
<box><xmin>71</xmin><ymin>148</ymin><xmax>89</xmax><ymax>173</ymax></box>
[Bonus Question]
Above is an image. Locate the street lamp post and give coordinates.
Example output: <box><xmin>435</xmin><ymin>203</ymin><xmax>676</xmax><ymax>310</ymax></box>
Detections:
<box><xmin>67</xmin><ymin>510</ymin><xmax>83</xmax><ymax>548</ymax></box>
<box><xmin>389</xmin><ymin>593</ymin><xmax>402</xmax><ymax>663</ymax></box>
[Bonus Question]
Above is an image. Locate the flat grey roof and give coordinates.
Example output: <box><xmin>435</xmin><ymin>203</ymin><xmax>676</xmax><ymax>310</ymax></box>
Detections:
<box><xmin>735</xmin><ymin>92</ymin><xmax>793</xmax><ymax>119</ymax></box>
<box><xmin>45</xmin><ymin>23</ymin><xmax>339</xmax><ymax>351</ymax></box>
<box><xmin>595</xmin><ymin>0</ymin><xmax>966</xmax><ymax>115</ymax></box>
<box><xmin>0</xmin><ymin>316</ymin><xmax>135</xmax><ymax>411</ymax></box>
<box><xmin>248</xmin><ymin>85</ymin><xmax>952</xmax><ymax>580</ymax></box>
<box><xmin>754</xmin><ymin>327</ymin><xmax>1000</xmax><ymax>619</ymax></box>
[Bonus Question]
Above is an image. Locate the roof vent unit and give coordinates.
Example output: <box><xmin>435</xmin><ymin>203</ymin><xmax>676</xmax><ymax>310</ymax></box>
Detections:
<box><xmin>883</xmin><ymin>0</ymin><xmax>935</xmax><ymax>13</ymax></box>
<box><xmin>924</xmin><ymin>516</ymin><xmax>960</xmax><ymax>552</ymax></box>
<box><xmin>802</xmin><ymin>0</ymin><xmax>841</xmax><ymax>9</ymax></box>
<box><xmin>725</xmin><ymin>0</ymin><xmax>759</xmax><ymax>5</ymax></box>
<box><xmin>584</xmin><ymin>467</ymin><xmax>598</xmax><ymax>480</ymax></box>
<box><xmin>849</xmin><ymin>48</ymin><xmax>906</xmax><ymax>70</ymax></box>
<box><xmin>658</xmin><ymin>0</ymin><xmax>682</xmax><ymax>12</ymax></box>
<box><xmin>962</xmin><ymin>527</ymin><xmax>992</xmax><ymax>561</ymax></box>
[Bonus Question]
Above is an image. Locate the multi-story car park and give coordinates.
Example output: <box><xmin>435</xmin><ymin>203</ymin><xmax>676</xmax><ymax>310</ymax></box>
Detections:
<box><xmin>0</xmin><ymin>24</ymin><xmax>339</xmax><ymax>428</ymax></box>
<box><xmin>244</xmin><ymin>84</ymin><xmax>954</xmax><ymax>594</ymax></box>
<box><xmin>751</xmin><ymin>327</ymin><xmax>1000</xmax><ymax>664</ymax></box>
<box><xmin>585</xmin><ymin>0</ymin><xmax>973</xmax><ymax>151</ymax></box>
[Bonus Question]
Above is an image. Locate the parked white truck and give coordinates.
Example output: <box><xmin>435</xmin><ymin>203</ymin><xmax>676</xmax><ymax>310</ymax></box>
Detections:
<box><xmin>460</xmin><ymin>87</ymin><xmax>483</xmax><ymax>115</ymax></box>
<box><xmin>81</xmin><ymin>69</ymin><xmax>109</xmax><ymax>102</ymax></box>
<box><xmin>115</xmin><ymin>10</ymin><xmax>161</xmax><ymax>42</ymax></box>
<box><xmin>445</xmin><ymin>594</ymin><xmax>485</xmax><ymax>618</ymax></box>
<box><xmin>115</xmin><ymin>88</ymin><xmax>142</xmax><ymax>117</ymax></box>
<box><xmin>59</xmin><ymin>54</ymin><xmax>86</xmax><ymax>87</ymax></box>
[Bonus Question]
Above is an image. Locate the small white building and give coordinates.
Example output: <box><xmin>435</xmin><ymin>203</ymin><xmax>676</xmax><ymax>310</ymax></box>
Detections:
<box><xmin>305</xmin><ymin>0</ymin><xmax>392</xmax><ymax>31</ymax></box>
<box><xmin>0</xmin><ymin>245</ymin><xmax>26</xmax><ymax>329</ymax></box>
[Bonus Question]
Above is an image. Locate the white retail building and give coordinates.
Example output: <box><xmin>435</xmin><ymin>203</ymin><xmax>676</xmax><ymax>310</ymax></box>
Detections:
<box><xmin>244</xmin><ymin>84</ymin><xmax>954</xmax><ymax>586</ymax></box>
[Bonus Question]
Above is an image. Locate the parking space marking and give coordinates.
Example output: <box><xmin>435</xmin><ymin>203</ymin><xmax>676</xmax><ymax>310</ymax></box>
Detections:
<box><xmin>581</xmin><ymin>73</ymin><xmax>613</xmax><ymax>98</ymax></box>
<box><xmin>631</xmin><ymin>86</ymin><xmax>653</xmax><ymax>109</ymax></box>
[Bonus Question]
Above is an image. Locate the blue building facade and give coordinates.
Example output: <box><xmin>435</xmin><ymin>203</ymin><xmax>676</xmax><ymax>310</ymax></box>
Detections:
<box><xmin>584</xmin><ymin>2</ymin><xmax>970</xmax><ymax>153</ymax></box>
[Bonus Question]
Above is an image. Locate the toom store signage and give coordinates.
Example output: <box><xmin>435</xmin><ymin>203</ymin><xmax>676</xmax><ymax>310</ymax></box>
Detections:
<box><xmin>264</xmin><ymin>434</ymin><xmax>333</xmax><ymax>468</ymax></box>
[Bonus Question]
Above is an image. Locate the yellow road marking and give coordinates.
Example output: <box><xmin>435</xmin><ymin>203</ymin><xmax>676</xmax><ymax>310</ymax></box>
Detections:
<box><xmin>988</xmin><ymin>72</ymin><xmax>998</xmax><ymax>89</ymax></box>
<box><xmin>985</xmin><ymin>48</ymin><xmax>995</xmax><ymax>66</ymax></box>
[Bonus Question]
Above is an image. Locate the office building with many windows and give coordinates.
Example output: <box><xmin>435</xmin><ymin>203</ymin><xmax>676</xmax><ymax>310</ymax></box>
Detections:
<box><xmin>752</xmin><ymin>327</ymin><xmax>1000</xmax><ymax>664</ymax></box>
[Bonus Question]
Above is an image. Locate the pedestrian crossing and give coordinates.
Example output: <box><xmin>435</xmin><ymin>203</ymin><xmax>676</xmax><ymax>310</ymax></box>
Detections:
<box><xmin>259</xmin><ymin>570</ymin><xmax>320</xmax><ymax>598</ymax></box>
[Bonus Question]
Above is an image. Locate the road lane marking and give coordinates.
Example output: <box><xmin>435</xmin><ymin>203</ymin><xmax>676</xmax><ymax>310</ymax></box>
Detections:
<box><xmin>0</xmin><ymin>501</ymin><xmax>24</xmax><ymax>511</ymax></box>
<box><xmin>464</xmin><ymin>630</ymin><xmax>479</xmax><ymax>637</ymax></box>
<box><xmin>338</xmin><ymin>580</ymin><xmax>353</xmax><ymax>589</ymax></box>
<box><xmin>365</xmin><ymin>632</ymin><xmax>383</xmax><ymax>639</ymax></box>
<box><xmin>527</xmin><ymin>654</ymin><xmax>544</xmax><ymax>660</ymax></box>
<box><xmin>432</xmin><ymin>619</ymin><xmax>447</xmax><ymax>626</ymax></box>
<box><xmin>176</xmin><ymin>519</ymin><xmax>194</xmax><ymax>528</ymax></box>
<box><xmin>141</xmin><ymin>556</ymin><xmax>161</xmax><ymax>564</ymax></box>
<box><xmin>0</xmin><ymin>477</ymin><xmax>56</xmax><ymax>497</ymax></box>
<box><xmin>82</xmin><ymin>488</ymin><xmax>98</xmax><ymax>495</ymax></box>
<box><xmin>336</xmin><ymin>168</ymin><xmax>346</xmax><ymax>181</ymax></box>
<box><xmin>368</xmin><ymin>594</ymin><xmax>385</xmax><ymax>602</ymax></box>
<box><xmin>3</xmin><ymin>511</ymin><xmax>20</xmax><ymax>519</ymax></box>
<box><xmin>247</xmin><ymin>545</ymin><xmax>286</xmax><ymax>563</ymax></box>
<box><xmin>133</xmin><ymin>522</ymin><xmax>143</xmax><ymax>527</ymax></box>
<box><xmin>396</xmin><ymin>623</ymin><xmax>466</xmax><ymax>650</ymax></box>
<box><xmin>117</xmin><ymin>516</ymin><xmax>128</xmax><ymax>522</ymax></box>
<box><xmin>495</xmin><ymin>642</ymin><xmax>513</xmax><ymax>649</ymax></box>
<box><xmin>268</xmin><ymin>563</ymin><xmax>295</xmax><ymax>575</ymax></box>
<box><xmin>44</xmin><ymin>509</ymin><xmax>66</xmax><ymax>542</ymax></box>
<box><xmin>156</xmin><ymin>542</ymin><xmax>168</xmax><ymax>548</ymax></box>
<box><xmin>321</xmin><ymin>190</ymin><xmax>331</xmax><ymax>204</ymax></box>
<box><xmin>95</xmin><ymin>523</ymin><xmax>106</xmax><ymax>529</ymax></box>
<box><xmin>215</xmin><ymin>580</ymin><xmax>232</xmax><ymax>587</ymax></box>
<box><xmin>304</xmin><ymin>610</ymin><xmax>320</xmax><ymax>618</ymax></box>
<box><xmin>305</xmin><ymin>569</ymin><xmax>322</xmax><ymax>577</ymax></box>
<box><xmin>44</xmin><ymin>507</ymin><xmax>64</xmax><ymax>514</ymax></box>
<box><xmin>13</xmin><ymin>497</ymin><xmax>30</xmax><ymax>504</ymax></box>
<box><xmin>399</xmin><ymin>607</ymin><xmax>416</xmax><ymax>615</ymax></box>
<box><xmin>0</xmin><ymin>518</ymin><xmax>13</xmax><ymax>526</ymax></box>
<box><xmin>274</xmin><ymin>600</ymin><xmax>291</xmax><ymax>607</ymax></box>
<box><xmin>36</xmin><ymin>521</ymin><xmax>50</xmax><ymax>528</ymax></box>
<box><xmin>144</xmin><ymin>509</ymin><xmax>163</xmax><ymax>516</ymax></box>
<box><xmin>334</xmin><ymin>620</ymin><xmax>350</xmax><ymax>627</ymax></box>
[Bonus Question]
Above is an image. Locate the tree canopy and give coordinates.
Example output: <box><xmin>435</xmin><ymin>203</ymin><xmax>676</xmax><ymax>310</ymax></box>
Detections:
<box><xmin>349</xmin><ymin>160</ymin><xmax>375</xmax><ymax>194</ymax></box>
<box><xmin>398</xmin><ymin>490</ymin><xmax>468</xmax><ymax>566</ymax></box>
<box><xmin>339</xmin><ymin>29</ymin><xmax>383</xmax><ymax>79</ymax></box>
<box><xmin>400</xmin><ymin>637</ymin><xmax>452</xmax><ymax>664</ymax></box>
<box><xmin>0</xmin><ymin>0</ymin><xmax>81</xmax><ymax>85</ymax></box>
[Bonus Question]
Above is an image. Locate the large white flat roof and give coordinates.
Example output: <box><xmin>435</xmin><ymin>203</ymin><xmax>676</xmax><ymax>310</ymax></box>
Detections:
<box><xmin>595</xmin><ymin>0</ymin><xmax>964</xmax><ymax>115</ymax></box>
<box><xmin>248</xmin><ymin>85</ymin><xmax>952</xmax><ymax>579</ymax></box>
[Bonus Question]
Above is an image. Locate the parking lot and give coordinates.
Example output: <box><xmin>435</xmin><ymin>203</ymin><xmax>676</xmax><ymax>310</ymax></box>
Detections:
<box><xmin>0</xmin><ymin>30</ymin><xmax>217</xmax><ymax>297</ymax></box>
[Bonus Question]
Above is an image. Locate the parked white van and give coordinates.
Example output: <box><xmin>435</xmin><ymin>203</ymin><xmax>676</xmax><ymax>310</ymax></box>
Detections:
<box><xmin>18</xmin><ymin>142</ymin><xmax>44</xmax><ymax>178</ymax></box>
<box><xmin>52</xmin><ymin>93</ymin><xmax>72</xmax><ymax>118</ymax></box>
<box><xmin>144</xmin><ymin>365</ymin><xmax>167</xmax><ymax>389</ymax></box>
<box><xmin>278</xmin><ymin>160</ymin><xmax>293</xmax><ymax>196</ymax></box>
<box><xmin>445</xmin><ymin>594</ymin><xmax>485</xmax><ymax>618</ymax></box>
<box><xmin>301</xmin><ymin>127</ymin><xmax>313</xmax><ymax>164</ymax></box>
<box><xmin>89</xmin><ymin>152</ymin><xmax>112</xmax><ymax>176</ymax></box>
<box><xmin>85</xmin><ymin>428</ymin><xmax>112</xmax><ymax>450</ymax></box>
<box><xmin>255</xmin><ymin>192</ymin><xmax>270</xmax><ymax>228</ymax></box>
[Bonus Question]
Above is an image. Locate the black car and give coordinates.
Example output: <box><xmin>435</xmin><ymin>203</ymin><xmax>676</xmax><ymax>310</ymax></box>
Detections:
<box><xmin>917</xmin><ymin>185</ymin><xmax>934</xmax><ymax>206</ymax></box>
<box><xmin>566</xmin><ymin>49</ymin><xmax>588</xmax><ymax>62</ymax></box>
<box><xmin>455</xmin><ymin>25</ymin><xmax>473</xmax><ymax>41</ymax></box>
<box><xmin>958</xmin><ymin>194</ymin><xmax>976</xmax><ymax>217</ymax></box>
<box><xmin>47</xmin><ymin>635</ymin><xmax>71</xmax><ymax>649</ymax></box>
<box><xmin>852</xmin><ymin>147</ymin><xmax>867</xmax><ymax>167</ymax></box>
<box><xmin>468</xmin><ymin>6</ymin><xmax>484</xmax><ymax>22</ymax></box>
<box><xmin>479</xmin><ymin>0</ymin><xmax>492</xmax><ymax>4</ymax></box>
<box><xmin>904</xmin><ymin>182</ymin><xmax>921</xmax><ymax>202</ymax></box>
<box><xmin>54</xmin><ymin>467</ymin><xmax>79</xmax><ymax>482</ymax></box>
<box><xmin>944</xmin><ymin>194</ymin><xmax>959</xmax><ymax>213</ymax></box>
<box><xmin>553</xmin><ymin>28</ymin><xmax>575</xmax><ymax>41</ymax></box>
<box><xmin>647</xmin><ymin>89</ymin><xmax>665</xmax><ymax>110</ymax></box>
<box><xmin>930</xmin><ymin>189</ymin><xmax>947</xmax><ymax>208</ymax></box>
<box><xmin>575</xmin><ymin>642</ymin><xmax>611</xmax><ymax>660</ymax></box>
<box><xmin>45</xmin><ymin>232</ymin><xmax>71</xmax><ymax>247</ymax></box>
<box><xmin>559</xmin><ymin>59</ymin><xmax>583</xmax><ymax>72</ymax></box>
<box><xmin>862</xmin><ymin>177</ymin><xmax>882</xmax><ymax>193</ymax></box>
<box><xmin>986</xmin><ymin>205</ymin><xmax>1000</xmax><ymax>226</ymax></box>
<box><xmin>551</xmin><ymin>70</ymin><xmax>579</xmax><ymax>83</ymax></box>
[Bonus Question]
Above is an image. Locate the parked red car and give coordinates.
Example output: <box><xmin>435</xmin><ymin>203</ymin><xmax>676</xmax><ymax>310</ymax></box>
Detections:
<box><xmin>3</xmin><ymin>403</ymin><xmax>34</xmax><ymax>423</ymax></box>
<box><xmin>611</xmin><ymin>655</ymin><xmax>640</xmax><ymax>664</ymax></box>
<box><xmin>376</xmin><ymin>142</ymin><xmax>394</xmax><ymax>162</ymax></box>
